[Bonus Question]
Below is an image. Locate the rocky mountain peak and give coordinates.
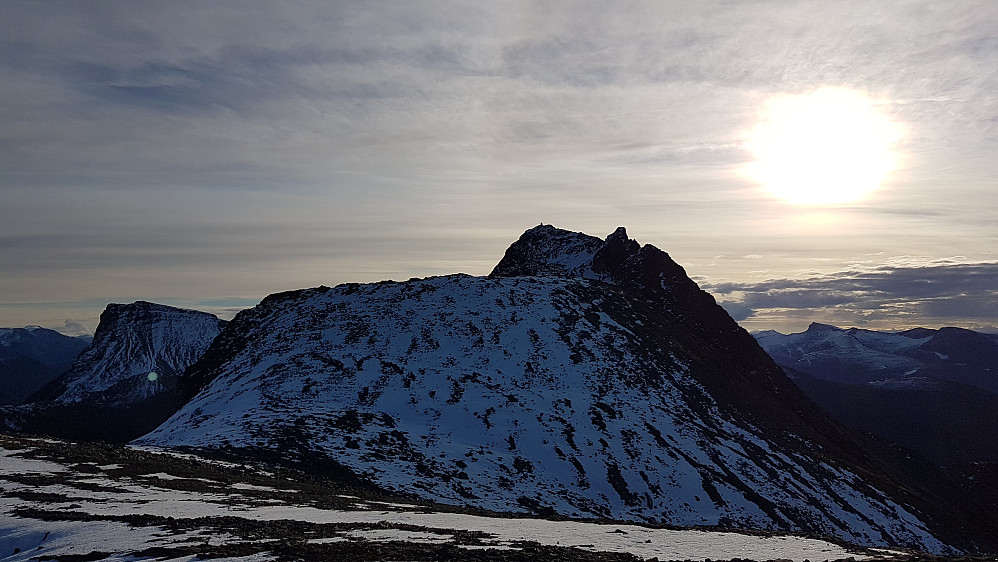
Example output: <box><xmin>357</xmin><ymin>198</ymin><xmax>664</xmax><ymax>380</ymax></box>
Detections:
<box><xmin>805</xmin><ymin>322</ymin><xmax>841</xmax><ymax>333</ymax></box>
<box><xmin>134</xmin><ymin>225</ymin><xmax>992</xmax><ymax>552</ymax></box>
<box><xmin>490</xmin><ymin>225</ymin><xmax>671</xmax><ymax>295</ymax></box>
<box><xmin>496</xmin><ymin>226</ymin><xmax>789</xmax><ymax>411</ymax></box>
<box><xmin>89</xmin><ymin>300</ymin><xmax>220</xmax><ymax>346</ymax></box>
<box><xmin>54</xmin><ymin>301</ymin><xmax>226</xmax><ymax>405</ymax></box>
<box><xmin>590</xmin><ymin>227</ymin><xmax>640</xmax><ymax>278</ymax></box>
<box><xmin>489</xmin><ymin>224</ymin><xmax>605</xmax><ymax>279</ymax></box>
<box><xmin>491</xmin><ymin>225</ymin><xmax>733</xmax><ymax>335</ymax></box>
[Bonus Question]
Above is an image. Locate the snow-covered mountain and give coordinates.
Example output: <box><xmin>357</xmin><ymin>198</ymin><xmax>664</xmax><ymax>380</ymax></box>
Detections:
<box><xmin>44</xmin><ymin>301</ymin><xmax>226</xmax><ymax>405</ymax></box>
<box><xmin>137</xmin><ymin>225</ymin><xmax>978</xmax><ymax>552</ymax></box>
<box><xmin>755</xmin><ymin>323</ymin><xmax>998</xmax><ymax>392</ymax></box>
<box><xmin>755</xmin><ymin>323</ymin><xmax>998</xmax><ymax>465</ymax></box>
<box><xmin>2</xmin><ymin>301</ymin><xmax>225</xmax><ymax>442</ymax></box>
<box><xmin>0</xmin><ymin>327</ymin><xmax>89</xmax><ymax>405</ymax></box>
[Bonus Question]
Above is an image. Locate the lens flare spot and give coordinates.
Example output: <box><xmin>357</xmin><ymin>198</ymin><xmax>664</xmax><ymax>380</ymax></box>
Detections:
<box><xmin>147</xmin><ymin>371</ymin><xmax>159</xmax><ymax>382</ymax></box>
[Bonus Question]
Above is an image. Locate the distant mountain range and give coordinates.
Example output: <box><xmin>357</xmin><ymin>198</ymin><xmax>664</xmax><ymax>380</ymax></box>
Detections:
<box><xmin>0</xmin><ymin>327</ymin><xmax>89</xmax><ymax>405</ymax></box>
<box><xmin>756</xmin><ymin>323</ymin><xmax>998</xmax><ymax>391</ymax></box>
<box><xmin>2</xmin><ymin>226</ymin><xmax>996</xmax><ymax>553</ymax></box>
<box><xmin>755</xmin><ymin>323</ymin><xmax>998</xmax><ymax>466</ymax></box>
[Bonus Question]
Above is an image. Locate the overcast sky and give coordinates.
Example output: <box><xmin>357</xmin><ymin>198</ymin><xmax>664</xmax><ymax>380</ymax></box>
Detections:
<box><xmin>2</xmin><ymin>1</ymin><xmax>997</xmax><ymax>335</ymax></box>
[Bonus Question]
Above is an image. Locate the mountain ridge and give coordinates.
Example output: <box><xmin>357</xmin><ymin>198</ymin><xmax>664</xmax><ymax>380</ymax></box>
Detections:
<box><xmin>755</xmin><ymin>322</ymin><xmax>998</xmax><ymax>392</ymax></box>
<box><xmin>136</xmin><ymin>225</ymin><xmax>985</xmax><ymax>552</ymax></box>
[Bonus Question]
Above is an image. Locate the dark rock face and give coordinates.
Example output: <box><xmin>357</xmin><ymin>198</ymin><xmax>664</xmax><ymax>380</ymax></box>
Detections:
<box><xmin>139</xmin><ymin>225</ymin><xmax>993</xmax><ymax>553</ymax></box>
<box><xmin>2</xmin><ymin>301</ymin><xmax>225</xmax><ymax>443</ymax></box>
<box><xmin>489</xmin><ymin>224</ymin><xmax>606</xmax><ymax>279</ymax></box>
<box><xmin>915</xmin><ymin>327</ymin><xmax>998</xmax><ymax>382</ymax></box>
<box><xmin>0</xmin><ymin>327</ymin><xmax>89</xmax><ymax>405</ymax></box>
<box><xmin>56</xmin><ymin>302</ymin><xmax>225</xmax><ymax>403</ymax></box>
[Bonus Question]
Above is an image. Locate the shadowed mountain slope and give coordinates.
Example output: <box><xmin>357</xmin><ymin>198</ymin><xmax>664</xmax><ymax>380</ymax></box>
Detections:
<box><xmin>0</xmin><ymin>327</ymin><xmax>89</xmax><ymax>405</ymax></box>
<box><xmin>757</xmin><ymin>323</ymin><xmax>998</xmax><ymax>466</ymax></box>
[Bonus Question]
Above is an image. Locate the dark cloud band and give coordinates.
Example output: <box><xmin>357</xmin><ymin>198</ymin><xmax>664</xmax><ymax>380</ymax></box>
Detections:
<box><xmin>708</xmin><ymin>262</ymin><xmax>998</xmax><ymax>330</ymax></box>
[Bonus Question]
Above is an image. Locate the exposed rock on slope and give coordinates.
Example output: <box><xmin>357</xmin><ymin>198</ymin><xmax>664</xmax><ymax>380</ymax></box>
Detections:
<box><xmin>2</xmin><ymin>301</ymin><xmax>225</xmax><ymax>442</ymax></box>
<box><xmin>138</xmin><ymin>226</ymin><xmax>981</xmax><ymax>552</ymax></box>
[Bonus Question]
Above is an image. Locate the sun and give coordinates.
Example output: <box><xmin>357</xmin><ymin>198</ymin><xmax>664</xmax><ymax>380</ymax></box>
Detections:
<box><xmin>745</xmin><ymin>88</ymin><xmax>904</xmax><ymax>205</ymax></box>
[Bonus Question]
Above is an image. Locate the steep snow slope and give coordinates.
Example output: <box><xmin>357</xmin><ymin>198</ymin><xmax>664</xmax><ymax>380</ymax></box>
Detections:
<box><xmin>140</xmin><ymin>275</ymin><xmax>944</xmax><ymax>550</ymax></box>
<box><xmin>139</xmin><ymin>226</ymin><xmax>965</xmax><ymax>552</ymax></box>
<box><xmin>2</xmin><ymin>302</ymin><xmax>225</xmax><ymax>442</ymax></box>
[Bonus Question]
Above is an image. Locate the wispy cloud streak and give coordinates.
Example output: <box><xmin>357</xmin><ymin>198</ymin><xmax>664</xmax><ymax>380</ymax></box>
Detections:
<box><xmin>1</xmin><ymin>2</ymin><xmax>997</xmax><ymax>332</ymax></box>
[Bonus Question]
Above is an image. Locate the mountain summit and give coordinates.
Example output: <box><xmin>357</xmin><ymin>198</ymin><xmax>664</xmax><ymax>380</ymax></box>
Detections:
<box><xmin>137</xmin><ymin>225</ymin><xmax>980</xmax><ymax>552</ymax></box>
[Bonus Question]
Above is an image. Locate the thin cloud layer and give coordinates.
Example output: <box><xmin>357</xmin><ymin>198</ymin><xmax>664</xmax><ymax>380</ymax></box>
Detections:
<box><xmin>1</xmin><ymin>2</ymin><xmax>997</xmax><ymax>332</ymax></box>
<box><xmin>5</xmin><ymin>2</ymin><xmax>996</xmax><ymax>187</ymax></box>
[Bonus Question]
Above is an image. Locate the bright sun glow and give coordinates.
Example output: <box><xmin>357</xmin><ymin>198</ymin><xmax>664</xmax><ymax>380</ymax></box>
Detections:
<box><xmin>745</xmin><ymin>88</ymin><xmax>904</xmax><ymax>205</ymax></box>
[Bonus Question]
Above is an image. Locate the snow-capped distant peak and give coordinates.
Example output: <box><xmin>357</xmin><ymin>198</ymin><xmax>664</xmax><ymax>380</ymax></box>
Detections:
<box><xmin>806</xmin><ymin>322</ymin><xmax>841</xmax><ymax>333</ymax></box>
<box><xmin>53</xmin><ymin>301</ymin><xmax>226</xmax><ymax>405</ymax></box>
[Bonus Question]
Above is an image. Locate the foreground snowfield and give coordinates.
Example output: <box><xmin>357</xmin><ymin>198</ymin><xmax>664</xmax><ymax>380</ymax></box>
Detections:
<box><xmin>0</xmin><ymin>436</ymin><xmax>908</xmax><ymax>562</ymax></box>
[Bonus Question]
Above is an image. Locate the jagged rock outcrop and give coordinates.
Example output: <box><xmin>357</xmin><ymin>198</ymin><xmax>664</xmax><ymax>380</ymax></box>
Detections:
<box><xmin>135</xmin><ymin>226</ymin><xmax>990</xmax><ymax>552</ymax></box>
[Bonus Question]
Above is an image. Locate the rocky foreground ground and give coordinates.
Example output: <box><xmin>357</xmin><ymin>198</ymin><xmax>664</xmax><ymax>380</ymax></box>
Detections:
<box><xmin>2</xmin><ymin>433</ymin><xmax>983</xmax><ymax>562</ymax></box>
